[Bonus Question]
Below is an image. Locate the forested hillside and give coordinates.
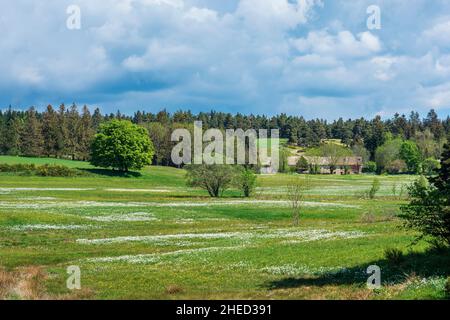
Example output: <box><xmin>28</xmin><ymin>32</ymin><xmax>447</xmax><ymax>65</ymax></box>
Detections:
<box><xmin>1</xmin><ymin>105</ymin><xmax>448</xmax><ymax>167</ymax></box>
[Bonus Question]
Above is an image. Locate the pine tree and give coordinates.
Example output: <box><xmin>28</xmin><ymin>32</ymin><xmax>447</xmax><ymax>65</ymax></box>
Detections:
<box><xmin>78</xmin><ymin>105</ymin><xmax>94</xmax><ymax>161</ymax></box>
<box><xmin>1</xmin><ymin>108</ymin><xmax>22</xmax><ymax>155</ymax></box>
<box><xmin>400</xmin><ymin>136</ymin><xmax>450</xmax><ymax>246</ymax></box>
<box><xmin>92</xmin><ymin>108</ymin><xmax>103</xmax><ymax>131</ymax></box>
<box><xmin>424</xmin><ymin>109</ymin><xmax>445</xmax><ymax>141</ymax></box>
<box><xmin>20</xmin><ymin>107</ymin><xmax>43</xmax><ymax>157</ymax></box>
<box><xmin>66</xmin><ymin>104</ymin><xmax>80</xmax><ymax>160</ymax></box>
<box><xmin>42</xmin><ymin>105</ymin><xmax>59</xmax><ymax>157</ymax></box>
<box><xmin>431</xmin><ymin>135</ymin><xmax>450</xmax><ymax>195</ymax></box>
<box><xmin>56</xmin><ymin>104</ymin><xmax>68</xmax><ymax>158</ymax></box>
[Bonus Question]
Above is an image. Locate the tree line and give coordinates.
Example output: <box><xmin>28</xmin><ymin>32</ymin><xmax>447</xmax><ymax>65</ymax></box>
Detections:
<box><xmin>0</xmin><ymin>104</ymin><xmax>449</xmax><ymax>165</ymax></box>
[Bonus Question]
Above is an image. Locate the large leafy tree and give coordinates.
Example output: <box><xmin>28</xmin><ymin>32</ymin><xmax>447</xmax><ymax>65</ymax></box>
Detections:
<box><xmin>399</xmin><ymin>140</ymin><xmax>422</xmax><ymax>173</ymax></box>
<box><xmin>146</xmin><ymin>122</ymin><xmax>172</xmax><ymax>166</ymax></box>
<box><xmin>90</xmin><ymin>120</ymin><xmax>154</xmax><ymax>172</ymax></box>
<box><xmin>375</xmin><ymin>138</ymin><xmax>402</xmax><ymax>173</ymax></box>
<box><xmin>400</xmin><ymin>137</ymin><xmax>450</xmax><ymax>246</ymax></box>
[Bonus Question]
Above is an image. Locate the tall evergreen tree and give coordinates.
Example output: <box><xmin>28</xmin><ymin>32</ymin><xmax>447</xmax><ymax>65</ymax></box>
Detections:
<box><xmin>78</xmin><ymin>105</ymin><xmax>94</xmax><ymax>160</ymax></box>
<box><xmin>424</xmin><ymin>109</ymin><xmax>445</xmax><ymax>140</ymax></box>
<box><xmin>20</xmin><ymin>107</ymin><xmax>43</xmax><ymax>157</ymax></box>
<box><xmin>400</xmin><ymin>136</ymin><xmax>450</xmax><ymax>246</ymax></box>
<box><xmin>42</xmin><ymin>105</ymin><xmax>59</xmax><ymax>157</ymax></box>
<box><xmin>1</xmin><ymin>108</ymin><xmax>22</xmax><ymax>155</ymax></box>
<box><xmin>56</xmin><ymin>104</ymin><xmax>68</xmax><ymax>157</ymax></box>
<box><xmin>66</xmin><ymin>104</ymin><xmax>80</xmax><ymax>160</ymax></box>
<box><xmin>92</xmin><ymin>108</ymin><xmax>103</xmax><ymax>131</ymax></box>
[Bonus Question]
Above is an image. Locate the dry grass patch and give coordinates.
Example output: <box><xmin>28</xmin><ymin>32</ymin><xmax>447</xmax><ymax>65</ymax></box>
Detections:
<box><xmin>0</xmin><ymin>266</ymin><xmax>93</xmax><ymax>300</ymax></box>
<box><xmin>165</xmin><ymin>284</ymin><xmax>184</xmax><ymax>295</ymax></box>
<box><xmin>0</xmin><ymin>266</ymin><xmax>46</xmax><ymax>300</ymax></box>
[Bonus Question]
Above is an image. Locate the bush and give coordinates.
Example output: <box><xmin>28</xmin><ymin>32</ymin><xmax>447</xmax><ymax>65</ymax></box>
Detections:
<box><xmin>235</xmin><ymin>167</ymin><xmax>257</xmax><ymax>197</ymax></box>
<box><xmin>0</xmin><ymin>163</ymin><xmax>82</xmax><ymax>177</ymax></box>
<box><xmin>422</xmin><ymin>158</ymin><xmax>441</xmax><ymax>175</ymax></box>
<box><xmin>0</xmin><ymin>163</ymin><xmax>36</xmax><ymax>173</ymax></box>
<box><xmin>363</xmin><ymin>161</ymin><xmax>377</xmax><ymax>173</ymax></box>
<box><xmin>35</xmin><ymin>164</ymin><xmax>79</xmax><ymax>177</ymax></box>
<box><xmin>384</xmin><ymin>248</ymin><xmax>404</xmax><ymax>266</ymax></box>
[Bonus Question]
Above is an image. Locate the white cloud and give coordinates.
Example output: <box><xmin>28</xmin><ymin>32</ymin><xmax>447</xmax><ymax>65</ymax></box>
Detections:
<box><xmin>144</xmin><ymin>0</ymin><xmax>184</xmax><ymax>9</ymax></box>
<box><xmin>291</xmin><ymin>30</ymin><xmax>381</xmax><ymax>58</ymax></box>
<box><xmin>184</xmin><ymin>7</ymin><xmax>218</xmax><ymax>22</ymax></box>
<box><xmin>371</xmin><ymin>56</ymin><xmax>397</xmax><ymax>81</ymax></box>
<box><xmin>423</xmin><ymin>19</ymin><xmax>450</xmax><ymax>47</ymax></box>
<box><xmin>422</xmin><ymin>82</ymin><xmax>450</xmax><ymax>109</ymax></box>
<box><xmin>236</xmin><ymin>0</ymin><xmax>322</xmax><ymax>32</ymax></box>
<box><xmin>292</xmin><ymin>54</ymin><xmax>339</xmax><ymax>68</ymax></box>
<box><xmin>1</xmin><ymin>0</ymin><xmax>450</xmax><ymax>118</ymax></box>
<box><xmin>123</xmin><ymin>41</ymin><xmax>199</xmax><ymax>71</ymax></box>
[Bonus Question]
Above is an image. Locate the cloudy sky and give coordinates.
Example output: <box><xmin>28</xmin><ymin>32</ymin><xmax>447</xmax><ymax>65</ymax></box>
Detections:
<box><xmin>1</xmin><ymin>0</ymin><xmax>450</xmax><ymax>119</ymax></box>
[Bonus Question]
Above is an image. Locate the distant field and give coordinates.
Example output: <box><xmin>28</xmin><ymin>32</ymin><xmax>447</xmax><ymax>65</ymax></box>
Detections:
<box><xmin>257</xmin><ymin>138</ymin><xmax>288</xmax><ymax>149</ymax></box>
<box><xmin>0</xmin><ymin>156</ymin><xmax>448</xmax><ymax>300</ymax></box>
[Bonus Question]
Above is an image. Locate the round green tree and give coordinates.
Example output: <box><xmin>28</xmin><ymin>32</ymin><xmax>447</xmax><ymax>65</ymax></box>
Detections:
<box><xmin>399</xmin><ymin>140</ymin><xmax>422</xmax><ymax>173</ymax></box>
<box><xmin>90</xmin><ymin>120</ymin><xmax>154</xmax><ymax>172</ymax></box>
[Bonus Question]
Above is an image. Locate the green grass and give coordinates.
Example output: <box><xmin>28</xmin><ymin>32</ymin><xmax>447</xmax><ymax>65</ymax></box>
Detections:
<box><xmin>0</xmin><ymin>156</ymin><xmax>448</xmax><ymax>300</ymax></box>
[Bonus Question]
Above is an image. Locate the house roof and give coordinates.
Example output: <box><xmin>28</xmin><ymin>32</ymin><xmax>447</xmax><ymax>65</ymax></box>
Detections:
<box><xmin>288</xmin><ymin>156</ymin><xmax>363</xmax><ymax>166</ymax></box>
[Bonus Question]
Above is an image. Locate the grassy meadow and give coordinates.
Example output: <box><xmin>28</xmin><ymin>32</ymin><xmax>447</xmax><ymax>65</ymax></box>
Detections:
<box><xmin>0</xmin><ymin>156</ymin><xmax>449</xmax><ymax>300</ymax></box>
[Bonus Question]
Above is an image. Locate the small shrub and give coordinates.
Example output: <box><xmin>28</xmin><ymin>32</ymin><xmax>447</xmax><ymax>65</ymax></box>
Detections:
<box><xmin>367</xmin><ymin>178</ymin><xmax>380</xmax><ymax>199</ymax></box>
<box><xmin>392</xmin><ymin>182</ymin><xmax>397</xmax><ymax>197</ymax></box>
<box><xmin>384</xmin><ymin>248</ymin><xmax>404</xmax><ymax>266</ymax></box>
<box><xmin>287</xmin><ymin>176</ymin><xmax>309</xmax><ymax>226</ymax></box>
<box><xmin>235</xmin><ymin>167</ymin><xmax>257</xmax><ymax>197</ymax></box>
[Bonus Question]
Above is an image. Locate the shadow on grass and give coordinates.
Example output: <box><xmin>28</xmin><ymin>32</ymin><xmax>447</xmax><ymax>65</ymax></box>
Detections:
<box><xmin>79</xmin><ymin>168</ymin><xmax>142</xmax><ymax>178</ymax></box>
<box><xmin>265</xmin><ymin>247</ymin><xmax>450</xmax><ymax>291</ymax></box>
